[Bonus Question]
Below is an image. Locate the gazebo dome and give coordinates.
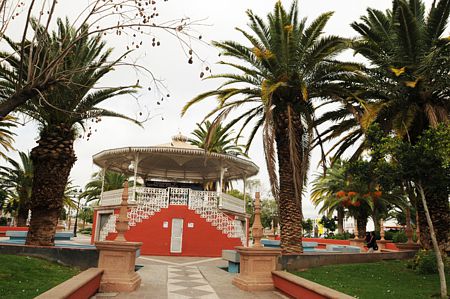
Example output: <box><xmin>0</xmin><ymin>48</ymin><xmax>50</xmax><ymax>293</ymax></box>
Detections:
<box><xmin>92</xmin><ymin>134</ymin><xmax>259</xmax><ymax>181</ymax></box>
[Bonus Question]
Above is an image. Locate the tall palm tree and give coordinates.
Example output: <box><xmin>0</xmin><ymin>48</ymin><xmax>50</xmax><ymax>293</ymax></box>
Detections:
<box><xmin>322</xmin><ymin>0</ymin><xmax>450</xmax><ymax>250</ymax></box>
<box><xmin>2</xmin><ymin>18</ymin><xmax>139</xmax><ymax>245</ymax></box>
<box><xmin>189</xmin><ymin>120</ymin><xmax>245</xmax><ymax>156</ymax></box>
<box><xmin>81</xmin><ymin>171</ymin><xmax>128</xmax><ymax>204</ymax></box>
<box><xmin>0</xmin><ymin>152</ymin><xmax>33</xmax><ymax>226</ymax></box>
<box><xmin>182</xmin><ymin>1</ymin><xmax>356</xmax><ymax>253</ymax></box>
<box><xmin>0</xmin><ymin>115</ymin><xmax>16</xmax><ymax>159</ymax></box>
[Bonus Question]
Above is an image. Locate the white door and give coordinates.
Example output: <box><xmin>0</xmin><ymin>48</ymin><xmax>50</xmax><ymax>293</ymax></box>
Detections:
<box><xmin>170</xmin><ymin>218</ymin><xmax>184</xmax><ymax>253</ymax></box>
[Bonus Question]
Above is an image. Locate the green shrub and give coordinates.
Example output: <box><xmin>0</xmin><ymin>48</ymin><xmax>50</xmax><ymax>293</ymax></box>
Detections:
<box><xmin>0</xmin><ymin>217</ymin><xmax>7</xmax><ymax>226</ymax></box>
<box><xmin>412</xmin><ymin>250</ymin><xmax>449</xmax><ymax>275</ymax></box>
<box><xmin>78</xmin><ymin>227</ymin><xmax>92</xmax><ymax>235</ymax></box>
<box><xmin>326</xmin><ymin>232</ymin><xmax>354</xmax><ymax>240</ymax></box>
<box><xmin>392</xmin><ymin>231</ymin><xmax>408</xmax><ymax>243</ymax></box>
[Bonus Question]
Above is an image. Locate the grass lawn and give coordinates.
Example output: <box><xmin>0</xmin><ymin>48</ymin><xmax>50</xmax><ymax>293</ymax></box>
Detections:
<box><xmin>293</xmin><ymin>260</ymin><xmax>449</xmax><ymax>299</ymax></box>
<box><xmin>0</xmin><ymin>254</ymin><xmax>80</xmax><ymax>299</ymax></box>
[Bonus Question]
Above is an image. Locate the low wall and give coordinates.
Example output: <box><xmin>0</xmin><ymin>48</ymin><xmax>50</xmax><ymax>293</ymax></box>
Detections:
<box><xmin>0</xmin><ymin>226</ymin><xmax>28</xmax><ymax>237</ymax></box>
<box><xmin>36</xmin><ymin>268</ymin><xmax>103</xmax><ymax>299</ymax></box>
<box><xmin>0</xmin><ymin>244</ymin><xmax>98</xmax><ymax>270</ymax></box>
<box><xmin>279</xmin><ymin>251</ymin><xmax>416</xmax><ymax>271</ymax></box>
<box><xmin>272</xmin><ymin>271</ymin><xmax>354</xmax><ymax>299</ymax></box>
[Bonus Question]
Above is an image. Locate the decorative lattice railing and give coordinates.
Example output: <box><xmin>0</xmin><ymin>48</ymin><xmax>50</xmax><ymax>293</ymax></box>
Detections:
<box><xmin>98</xmin><ymin>187</ymin><xmax>246</xmax><ymax>245</ymax></box>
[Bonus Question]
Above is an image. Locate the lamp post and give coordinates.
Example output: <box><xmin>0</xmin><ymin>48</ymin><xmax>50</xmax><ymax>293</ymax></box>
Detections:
<box><xmin>73</xmin><ymin>189</ymin><xmax>82</xmax><ymax>237</ymax></box>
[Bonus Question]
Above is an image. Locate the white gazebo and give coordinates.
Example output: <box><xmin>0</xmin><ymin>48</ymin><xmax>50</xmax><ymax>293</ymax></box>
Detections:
<box><xmin>92</xmin><ymin>133</ymin><xmax>259</xmax><ymax>249</ymax></box>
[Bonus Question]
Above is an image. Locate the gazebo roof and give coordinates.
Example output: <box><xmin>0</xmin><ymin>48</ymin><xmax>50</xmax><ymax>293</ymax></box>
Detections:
<box><xmin>92</xmin><ymin>133</ymin><xmax>259</xmax><ymax>181</ymax></box>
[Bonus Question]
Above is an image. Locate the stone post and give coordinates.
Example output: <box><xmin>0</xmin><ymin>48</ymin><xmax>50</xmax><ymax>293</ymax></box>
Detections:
<box><xmin>353</xmin><ymin>218</ymin><xmax>359</xmax><ymax>239</ymax></box>
<box><xmin>95</xmin><ymin>181</ymin><xmax>142</xmax><ymax>292</ymax></box>
<box><xmin>380</xmin><ymin>219</ymin><xmax>385</xmax><ymax>241</ymax></box>
<box><xmin>252</xmin><ymin>192</ymin><xmax>263</xmax><ymax>248</ymax></box>
<box><xmin>232</xmin><ymin>192</ymin><xmax>281</xmax><ymax>291</ymax></box>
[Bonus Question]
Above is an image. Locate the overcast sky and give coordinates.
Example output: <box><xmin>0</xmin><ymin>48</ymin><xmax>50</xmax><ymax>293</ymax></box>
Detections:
<box><xmin>5</xmin><ymin>0</ymin><xmax>396</xmax><ymax>219</ymax></box>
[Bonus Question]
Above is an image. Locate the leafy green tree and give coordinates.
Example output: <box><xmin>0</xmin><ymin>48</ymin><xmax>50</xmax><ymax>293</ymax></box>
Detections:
<box><xmin>369</xmin><ymin>124</ymin><xmax>449</xmax><ymax>298</ymax></box>
<box><xmin>261</xmin><ymin>199</ymin><xmax>278</xmax><ymax>230</ymax></box>
<box><xmin>182</xmin><ymin>1</ymin><xmax>355</xmax><ymax>254</ymax></box>
<box><xmin>2</xmin><ymin>18</ymin><xmax>139</xmax><ymax>246</ymax></box>
<box><xmin>302</xmin><ymin>218</ymin><xmax>314</xmax><ymax>236</ymax></box>
<box><xmin>319</xmin><ymin>216</ymin><xmax>337</xmax><ymax>233</ymax></box>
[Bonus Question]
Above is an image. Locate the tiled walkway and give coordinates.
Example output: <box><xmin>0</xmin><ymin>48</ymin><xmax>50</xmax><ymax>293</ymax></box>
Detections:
<box><xmin>93</xmin><ymin>256</ymin><xmax>286</xmax><ymax>299</ymax></box>
<box><xmin>167</xmin><ymin>266</ymin><xmax>219</xmax><ymax>299</ymax></box>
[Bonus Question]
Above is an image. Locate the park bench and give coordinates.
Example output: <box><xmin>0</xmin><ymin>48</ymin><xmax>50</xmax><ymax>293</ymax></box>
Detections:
<box><xmin>261</xmin><ymin>240</ymin><xmax>319</xmax><ymax>251</ymax></box>
<box><xmin>222</xmin><ymin>249</ymin><xmax>240</xmax><ymax>273</ymax></box>
<box><xmin>6</xmin><ymin>231</ymin><xmax>74</xmax><ymax>241</ymax></box>
<box><xmin>325</xmin><ymin>244</ymin><xmax>361</xmax><ymax>253</ymax></box>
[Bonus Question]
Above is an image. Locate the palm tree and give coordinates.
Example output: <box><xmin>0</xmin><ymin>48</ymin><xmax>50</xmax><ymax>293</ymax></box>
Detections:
<box><xmin>0</xmin><ymin>152</ymin><xmax>33</xmax><ymax>226</ymax></box>
<box><xmin>0</xmin><ymin>115</ymin><xmax>16</xmax><ymax>159</ymax></box>
<box><xmin>182</xmin><ymin>1</ymin><xmax>356</xmax><ymax>253</ymax></box>
<box><xmin>189</xmin><ymin>120</ymin><xmax>245</xmax><ymax>156</ymax></box>
<box><xmin>81</xmin><ymin>171</ymin><xmax>128</xmax><ymax>204</ymax></box>
<box><xmin>321</xmin><ymin>0</ymin><xmax>450</xmax><ymax>250</ymax></box>
<box><xmin>1</xmin><ymin>18</ymin><xmax>139</xmax><ymax>246</ymax></box>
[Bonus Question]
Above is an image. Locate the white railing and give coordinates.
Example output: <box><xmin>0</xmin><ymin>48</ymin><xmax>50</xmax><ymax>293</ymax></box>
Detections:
<box><xmin>220</xmin><ymin>193</ymin><xmax>245</xmax><ymax>214</ymax></box>
<box><xmin>100</xmin><ymin>188</ymin><xmax>134</xmax><ymax>206</ymax></box>
<box><xmin>98</xmin><ymin>187</ymin><xmax>246</xmax><ymax>245</ymax></box>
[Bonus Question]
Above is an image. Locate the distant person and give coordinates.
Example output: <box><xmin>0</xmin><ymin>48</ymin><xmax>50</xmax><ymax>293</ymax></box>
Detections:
<box><xmin>366</xmin><ymin>231</ymin><xmax>378</xmax><ymax>253</ymax></box>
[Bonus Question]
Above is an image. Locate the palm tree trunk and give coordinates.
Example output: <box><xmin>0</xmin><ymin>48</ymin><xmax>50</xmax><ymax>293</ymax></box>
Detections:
<box><xmin>356</xmin><ymin>214</ymin><xmax>367</xmax><ymax>239</ymax></box>
<box><xmin>274</xmin><ymin>109</ymin><xmax>305</xmax><ymax>254</ymax></box>
<box><xmin>416</xmin><ymin>184</ymin><xmax>449</xmax><ymax>252</ymax></box>
<box><xmin>16</xmin><ymin>205</ymin><xmax>28</xmax><ymax>227</ymax></box>
<box><xmin>337</xmin><ymin>206</ymin><xmax>344</xmax><ymax>234</ymax></box>
<box><xmin>372</xmin><ymin>210</ymin><xmax>380</xmax><ymax>233</ymax></box>
<box><xmin>26</xmin><ymin>124</ymin><xmax>76</xmax><ymax>246</ymax></box>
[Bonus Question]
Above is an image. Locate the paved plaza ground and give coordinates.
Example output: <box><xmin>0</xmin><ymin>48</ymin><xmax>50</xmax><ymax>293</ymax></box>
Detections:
<box><xmin>93</xmin><ymin>255</ymin><xmax>287</xmax><ymax>299</ymax></box>
<box><xmin>0</xmin><ymin>234</ymin><xmax>287</xmax><ymax>298</ymax></box>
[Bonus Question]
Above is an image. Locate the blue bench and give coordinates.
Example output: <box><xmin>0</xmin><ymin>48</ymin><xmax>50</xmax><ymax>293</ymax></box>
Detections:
<box><xmin>222</xmin><ymin>250</ymin><xmax>240</xmax><ymax>273</ymax></box>
<box><xmin>326</xmin><ymin>244</ymin><xmax>361</xmax><ymax>253</ymax></box>
<box><xmin>261</xmin><ymin>240</ymin><xmax>318</xmax><ymax>251</ymax></box>
<box><xmin>6</xmin><ymin>231</ymin><xmax>74</xmax><ymax>241</ymax></box>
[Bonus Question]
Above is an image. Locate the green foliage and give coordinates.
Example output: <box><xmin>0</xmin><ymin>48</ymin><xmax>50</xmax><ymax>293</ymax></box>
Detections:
<box><xmin>81</xmin><ymin>171</ymin><xmax>128</xmax><ymax>203</ymax></box>
<box><xmin>79</xmin><ymin>207</ymin><xmax>93</xmax><ymax>224</ymax></box>
<box><xmin>78</xmin><ymin>227</ymin><xmax>92</xmax><ymax>235</ymax></box>
<box><xmin>392</xmin><ymin>231</ymin><xmax>408</xmax><ymax>243</ymax></box>
<box><xmin>0</xmin><ymin>217</ymin><xmax>7</xmax><ymax>226</ymax></box>
<box><xmin>319</xmin><ymin>215</ymin><xmax>337</xmax><ymax>232</ymax></box>
<box><xmin>302</xmin><ymin>218</ymin><xmax>314</xmax><ymax>235</ymax></box>
<box><xmin>0</xmin><ymin>116</ymin><xmax>16</xmax><ymax>160</ymax></box>
<box><xmin>326</xmin><ymin>232</ymin><xmax>355</xmax><ymax>240</ymax></box>
<box><xmin>189</xmin><ymin>120</ymin><xmax>245</xmax><ymax>156</ymax></box>
<box><xmin>260</xmin><ymin>199</ymin><xmax>278</xmax><ymax>229</ymax></box>
<box><xmin>412</xmin><ymin>250</ymin><xmax>449</xmax><ymax>275</ymax></box>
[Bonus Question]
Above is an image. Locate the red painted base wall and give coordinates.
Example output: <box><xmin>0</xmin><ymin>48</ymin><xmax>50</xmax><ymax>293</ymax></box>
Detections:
<box><xmin>102</xmin><ymin>205</ymin><xmax>242</xmax><ymax>257</ymax></box>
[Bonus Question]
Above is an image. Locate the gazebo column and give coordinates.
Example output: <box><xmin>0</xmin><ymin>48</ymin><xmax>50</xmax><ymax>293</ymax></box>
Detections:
<box><xmin>132</xmin><ymin>153</ymin><xmax>140</xmax><ymax>202</ymax></box>
<box><xmin>217</xmin><ymin>165</ymin><xmax>225</xmax><ymax>207</ymax></box>
<box><xmin>100</xmin><ymin>167</ymin><xmax>107</xmax><ymax>204</ymax></box>
<box><xmin>242</xmin><ymin>176</ymin><xmax>249</xmax><ymax>246</ymax></box>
